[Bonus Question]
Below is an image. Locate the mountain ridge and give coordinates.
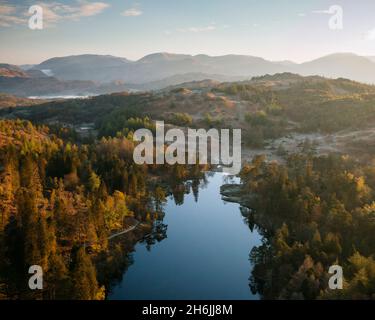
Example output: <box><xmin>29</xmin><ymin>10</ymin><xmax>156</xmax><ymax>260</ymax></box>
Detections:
<box><xmin>25</xmin><ymin>52</ymin><xmax>375</xmax><ymax>85</ymax></box>
<box><xmin>2</xmin><ymin>52</ymin><xmax>375</xmax><ymax>96</ymax></box>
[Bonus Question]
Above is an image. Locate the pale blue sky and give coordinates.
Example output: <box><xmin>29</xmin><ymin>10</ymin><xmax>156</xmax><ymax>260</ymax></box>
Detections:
<box><xmin>0</xmin><ymin>0</ymin><xmax>374</xmax><ymax>64</ymax></box>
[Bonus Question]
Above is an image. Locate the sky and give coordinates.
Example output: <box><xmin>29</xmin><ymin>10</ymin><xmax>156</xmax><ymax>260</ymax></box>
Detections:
<box><xmin>0</xmin><ymin>0</ymin><xmax>374</xmax><ymax>64</ymax></box>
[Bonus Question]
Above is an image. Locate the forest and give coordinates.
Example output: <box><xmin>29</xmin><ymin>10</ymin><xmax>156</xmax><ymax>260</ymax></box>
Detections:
<box><xmin>238</xmin><ymin>153</ymin><xmax>375</xmax><ymax>299</ymax></box>
<box><xmin>0</xmin><ymin>119</ymin><xmax>206</xmax><ymax>299</ymax></box>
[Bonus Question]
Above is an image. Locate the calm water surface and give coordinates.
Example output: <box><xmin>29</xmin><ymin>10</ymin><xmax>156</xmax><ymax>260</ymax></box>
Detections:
<box><xmin>109</xmin><ymin>173</ymin><xmax>262</xmax><ymax>300</ymax></box>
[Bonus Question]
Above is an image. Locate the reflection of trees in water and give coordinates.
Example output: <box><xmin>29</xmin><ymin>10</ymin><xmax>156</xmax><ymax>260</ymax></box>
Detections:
<box><xmin>172</xmin><ymin>184</ymin><xmax>186</xmax><ymax>205</ymax></box>
<box><xmin>141</xmin><ymin>220</ymin><xmax>168</xmax><ymax>251</ymax></box>
<box><xmin>249</xmin><ymin>240</ymin><xmax>273</xmax><ymax>298</ymax></box>
<box><xmin>191</xmin><ymin>179</ymin><xmax>200</xmax><ymax>202</ymax></box>
<box><xmin>238</xmin><ymin>206</ymin><xmax>276</xmax><ymax>299</ymax></box>
<box><xmin>240</xmin><ymin>206</ymin><xmax>255</xmax><ymax>232</ymax></box>
<box><xmin>170</xmin><ymin>173</ymin><xmax>209</xmax><ymax>205</ymax></box>
<box><xmin>107</xmin><ymin>173</ymin><xmax>210</xmax><ymax>291</ymax></box>
<box><xmin>143</xmin><ymin>174</ymin><xmax>210</xmax><ymax>249</ymax></box>
<box><xmin>98</xmin><ymin>241</ymin><xmax>135</xmax><ymax>293</ymax></box>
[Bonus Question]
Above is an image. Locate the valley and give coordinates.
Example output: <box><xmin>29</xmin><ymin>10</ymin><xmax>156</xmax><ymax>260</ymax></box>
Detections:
<box><xmin>3</xmin><ymin>72</ymin><xmax>375</xmax><ymax>163</ymax></box>
<box><xmin>2</xmin><ymin>0</ymin><xmax>375</xmax><ymax>305</ymax></box>
<box><xmin>1</xmin><ymin>72</ymin><xmax>375</xmax><ymax>300</ymax></box>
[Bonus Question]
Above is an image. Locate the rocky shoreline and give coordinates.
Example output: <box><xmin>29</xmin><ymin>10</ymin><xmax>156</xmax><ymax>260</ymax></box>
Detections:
<box><xmin>220</xmin><ymin>183</ymin><xmax>255</xmax><ymax>208</ymax></box>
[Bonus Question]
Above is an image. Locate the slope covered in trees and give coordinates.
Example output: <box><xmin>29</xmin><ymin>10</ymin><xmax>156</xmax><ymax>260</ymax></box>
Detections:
<box><xmin>3</xmin><ymin>74</ymin><xmax>375</xmax><ymax>149</ymax></box>
<box><xmin>0</xmin><ymin>120</ymin><xmax>206</xmax><ymax>299</ymax></box>
<box><xmin>236</xmin><ymin>154</ymin><xmax>375</xmax><ymax>299</ymax></box>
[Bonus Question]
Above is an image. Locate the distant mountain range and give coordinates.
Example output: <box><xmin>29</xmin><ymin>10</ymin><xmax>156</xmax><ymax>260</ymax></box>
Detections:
<box><xmin>1</xmin><ymin>52</ymin><xmax>375</xmax><ymax>96</ymax></box>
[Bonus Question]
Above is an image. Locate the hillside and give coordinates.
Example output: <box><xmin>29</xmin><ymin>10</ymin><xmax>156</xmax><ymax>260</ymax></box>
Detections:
<box><xmin>28</xmin><ymin>52</ymin><xmax>375</xmax><ymax>86</ymax></box>
<box><xmin>0</xmin><ymin>76</ymin><xmax>98</xmax><ymax>96</ymax></box>
<box><xmin>0</xmin><ymin>63</ymin><xmax>98</xmax><ymax>96</ymax></box>
<box><xmin>0</xmin><ymin>93</ymin><xmax>48</xmax><ymax>109</ymax></box>
<box><xmin>0</xmin><ymin>64</ymin><xmax>29</xmax><ymax>78</ymax></box>
<box><xmin>3</xmin><ymin>73</ymin><xmax>375</xmax><ymax>160</ymax></box>
<box><xmin>296</xmin><ymin>53</ymin><xmax>375</xmax><ymax>84</ymax></box>
<box><xmin>36</xmin><ymin>54</ymin><xmax>131</xmax><ymax>83</ymax></box>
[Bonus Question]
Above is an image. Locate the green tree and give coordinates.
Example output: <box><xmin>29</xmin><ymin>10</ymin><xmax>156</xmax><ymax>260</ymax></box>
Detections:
<box><xmin>71</xmin><ymin>247</ymin><xmax>101</xmax><ymax>300</ymax></box>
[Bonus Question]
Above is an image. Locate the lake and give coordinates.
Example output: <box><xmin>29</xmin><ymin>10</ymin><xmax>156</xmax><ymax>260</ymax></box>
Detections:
<box><xmin>108</xmin><ymin>172</ymin><xmax>262</xmax><ymax>300</ymax></box>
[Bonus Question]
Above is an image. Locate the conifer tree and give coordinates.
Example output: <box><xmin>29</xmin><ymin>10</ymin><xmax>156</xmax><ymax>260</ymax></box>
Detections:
<box><xmin>71</xmin><ymin>247</ymin><xmax>100</xmax><ymax>300</ymax></box>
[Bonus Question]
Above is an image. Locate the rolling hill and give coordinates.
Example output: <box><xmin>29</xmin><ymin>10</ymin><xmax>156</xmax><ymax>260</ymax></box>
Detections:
<box><xmin>28</xmin><ymin>52</ymin><xmax>375</xmax><ymax>86</ymax></box>
<box><xmin>2</xmin><ymin>52</ymin><xmax>375</xmax><ymax>97</ymax></box>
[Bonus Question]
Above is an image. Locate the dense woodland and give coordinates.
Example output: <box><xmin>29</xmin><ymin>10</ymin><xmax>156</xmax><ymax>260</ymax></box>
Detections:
<box><xmin>0</xmin><ymin>119</ymin><xmax>206</xmax><ymax>299</ymax></box>
<box><xmin>239</xmin><ymin>154</ymin><xmax>375</xmax><ymax>299</ymax></box>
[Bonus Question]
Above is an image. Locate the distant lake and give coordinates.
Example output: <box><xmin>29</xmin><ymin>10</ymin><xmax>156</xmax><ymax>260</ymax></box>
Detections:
<box><xmin>108</xmin><ymin>173</ymin><xmax>262</xmax><ymax>300</ymax></box>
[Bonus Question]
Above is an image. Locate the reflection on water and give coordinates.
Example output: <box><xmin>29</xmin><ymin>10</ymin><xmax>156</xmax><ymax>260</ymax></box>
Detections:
<box><xmin>108</xmin><ymin>172</ymin><xmax>262</xmax><ymax>300</ymax></box>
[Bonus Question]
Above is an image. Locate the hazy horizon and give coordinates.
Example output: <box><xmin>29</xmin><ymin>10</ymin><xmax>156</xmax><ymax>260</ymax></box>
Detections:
<box><xmin>2</xmin><ymin>50</ymin><xmax>375</xmax><ymax>66</ymax></box>
<box><xmin>1</xmin><ymin>0</ymin><xmax>375</xmax><ymax>65</ymax></box>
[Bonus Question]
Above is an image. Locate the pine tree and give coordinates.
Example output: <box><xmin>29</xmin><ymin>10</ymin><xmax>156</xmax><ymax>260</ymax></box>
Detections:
<box><xmin>88</xmin><ymin>171</ymin><xmax>101</xmax><ymax>193</ymax></box>
<box><xmin>71</xmin><ymin>247</ymin><xmax>100</xmax><ymax>300</ymax></box>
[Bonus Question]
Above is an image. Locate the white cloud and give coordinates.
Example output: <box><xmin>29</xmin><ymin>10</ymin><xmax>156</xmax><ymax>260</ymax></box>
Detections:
<box><xmin>0</xmin><ymin>1</ymin><xmax>110</xmax><ymax>27</ymax></box>
<box><xmin>298</xmin><ymin>13</ymin><xmax>306</xmax><ymax>17</ymax></box>
<box><xmin>0</xmin><ymin>4</ymin><xmax>25</xmax><ymax>26</ymax></box>
<box><xmin>0</xmin><ymin>15</ymin><xmax>25</xmax><ymax>27</ymax></box>
<box><xmin>42</xmin><ymin>1</ymin><xmax>110</xmax><ymax>23</ymax></box>
<box><xmin>0</xmin><ymin>5</ymin><xmax>16</xmax><ymax>15</ymax></box>
<box><xmin>312</xmin><ymin>9</ymin><xmax>330</xmax><ymax>14</ymax></box>
<box><xmin>122</xmin><ymin>8</ymin><xmax>143</xmax><ymax>17</ymax></box>
<box><xmin>75</xmin><ymin>1</ymin><xmax>110</xmax><ymax>18</ymax></box>
<box><xmin>365</xmin><ymin>28</ymin><xmax>375</xmax><ymax>40</ymax></box>
<box><xmin>177</xmin><ymin>25</ymin><xmax>216</xmax><ymax>33</ymax></box>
